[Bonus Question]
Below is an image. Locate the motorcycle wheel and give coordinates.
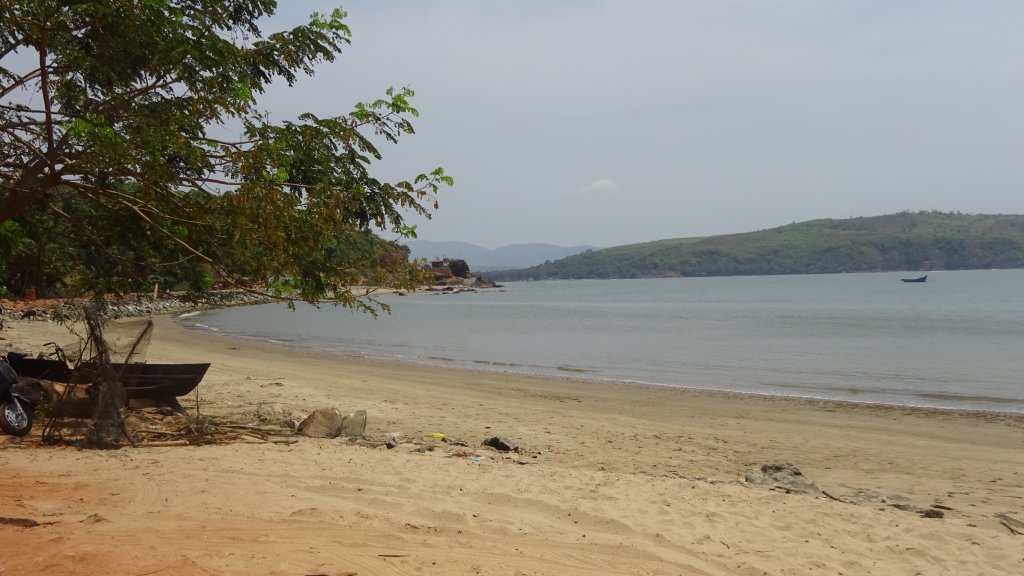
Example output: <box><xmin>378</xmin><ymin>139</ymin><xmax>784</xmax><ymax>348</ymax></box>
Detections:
<box><xmin>0</xmin><ymin>400</ymin><xmax>32</xmax><ymax>436</ymax></box>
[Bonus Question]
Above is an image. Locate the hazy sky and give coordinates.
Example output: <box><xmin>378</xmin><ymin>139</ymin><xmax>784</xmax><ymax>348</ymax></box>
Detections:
<box><xmin>263</xmin><ymin>1</ymin><xmax>1024</xmax><ymax>248</ymax></box>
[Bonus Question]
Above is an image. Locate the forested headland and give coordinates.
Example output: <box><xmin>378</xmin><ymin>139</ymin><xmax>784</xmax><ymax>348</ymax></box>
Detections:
<box><xmin>489</xmin><ymin>212</ymin><xmax>1024</xmax><ymax>281</ymax></box>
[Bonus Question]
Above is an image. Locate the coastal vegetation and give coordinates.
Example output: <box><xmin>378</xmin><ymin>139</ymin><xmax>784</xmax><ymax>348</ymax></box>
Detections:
<box><xmin>1</xmin><ymin>1</ymin><xmax>450</xmax><ymax>310</ymax></box>
<box><xmin>490</xmin><ymin>212</ymin><xmax>1024</xmax><ymax>280</ymax></box>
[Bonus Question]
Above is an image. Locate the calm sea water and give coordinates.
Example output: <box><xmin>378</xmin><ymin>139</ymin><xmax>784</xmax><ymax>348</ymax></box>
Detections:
<box><xmin>181</xmin><ymin>270</ymin><xmax>1024</xmax><ymax>413</ymax></box>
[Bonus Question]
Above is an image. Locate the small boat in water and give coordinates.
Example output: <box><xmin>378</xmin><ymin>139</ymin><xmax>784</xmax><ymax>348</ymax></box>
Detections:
<box><xmin>901</xmin><ymin>275</ymin><xmax>928</xmax><ymax>283</ymax></box>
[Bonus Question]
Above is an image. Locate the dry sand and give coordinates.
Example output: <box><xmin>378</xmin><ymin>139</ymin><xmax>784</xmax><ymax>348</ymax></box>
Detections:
<box><xmin>1</xmin><ymin>314</ymin><xmax>1023</xmax><ymax>575</ymax></box>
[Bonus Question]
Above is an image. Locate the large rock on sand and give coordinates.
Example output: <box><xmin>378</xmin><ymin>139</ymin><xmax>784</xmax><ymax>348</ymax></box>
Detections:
<box><xmin>744</xmin><ymin>463</ymin><xmax>820</xmax><ymax>494</ymax></box>
<box><xmin>297</xmin><ymin>408</ymin><xmax>367</xmax><ymax>439</ymax></box>
<box><xmin>338</xmin><ymin>409</ymin><xmax>367</xmax><ymax>437</ymax></box>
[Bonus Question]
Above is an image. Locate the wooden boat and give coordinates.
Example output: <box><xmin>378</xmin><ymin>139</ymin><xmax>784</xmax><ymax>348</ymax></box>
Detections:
<box><xmin>901</xmin><ymin>275</ymin><xmax>927</xmax><ymax>283</ymax></box>
<box><xmin>4</xmin><ymin>352</ymin><xmax>209</xmax><ymax>401</ymax></box>
<box><xmin>115</xmin><ymin>362</ymin><xmax>210</xmax><ymax>399</ymax></box>
<box><xmin>4</xmin><ymin>353</ymin><xmax>71</xmax><ymax>381</ymax></box>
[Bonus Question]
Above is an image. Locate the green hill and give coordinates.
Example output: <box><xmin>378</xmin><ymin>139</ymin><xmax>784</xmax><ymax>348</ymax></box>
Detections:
<box><xmin>490</xmin><ymin>212</ymin><xmax>1024</xmax><ymax>280</ymax></box>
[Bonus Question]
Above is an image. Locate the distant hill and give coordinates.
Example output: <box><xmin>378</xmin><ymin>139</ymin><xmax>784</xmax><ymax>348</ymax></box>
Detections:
<box><xmin>404</xmin><ymin>240</ymin><xmax>594</xmax><ymax>271</ymax></box>
<box><xmin>489</xmin><ymin>212</ymin><xmax>1024</xmax><ymax>281</ymax></box>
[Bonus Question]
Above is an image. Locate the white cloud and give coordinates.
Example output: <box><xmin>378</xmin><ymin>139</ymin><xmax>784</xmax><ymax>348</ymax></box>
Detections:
<box><xmin>563</xmin><ymin>178</ymin><xmax>619</xmax><ymax>199</ymax></box>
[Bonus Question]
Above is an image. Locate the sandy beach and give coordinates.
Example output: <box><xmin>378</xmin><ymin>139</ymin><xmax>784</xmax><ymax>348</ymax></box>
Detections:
<box><xmin>1</xmin><ymin>313</ymin><xmax>1023</xmax><ymax>575</ymax></box>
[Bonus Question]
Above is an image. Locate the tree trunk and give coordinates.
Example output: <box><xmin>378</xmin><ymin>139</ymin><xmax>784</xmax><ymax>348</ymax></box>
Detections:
<box><xmin>81</xmin><ymin>310</ymin><xmax>134</xmax><ymax>449</ymax></box>
<box><xmin>85</xmin><ymin>372</ymin><xmax>130</xmax><ymax>449</ymax></box>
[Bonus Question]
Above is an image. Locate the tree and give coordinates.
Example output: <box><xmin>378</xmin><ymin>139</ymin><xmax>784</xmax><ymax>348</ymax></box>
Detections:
<box><xmin>1</xmin><ymin>1</ymin><xmax>451</xmax><ymax>310</ymax></box>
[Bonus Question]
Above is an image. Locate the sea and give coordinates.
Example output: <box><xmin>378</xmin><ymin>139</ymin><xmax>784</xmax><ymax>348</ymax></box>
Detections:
<box><xmin>179</xmin><ymin>270</ymin><xmax>1024</xmax><ymax>414</ymax></box>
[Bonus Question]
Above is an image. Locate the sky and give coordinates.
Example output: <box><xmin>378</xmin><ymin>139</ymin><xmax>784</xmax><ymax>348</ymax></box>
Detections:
<box><xmin>262</xmin><ymin>1</ymin><xmax>1024</xmax><ymax>249</ymax></box>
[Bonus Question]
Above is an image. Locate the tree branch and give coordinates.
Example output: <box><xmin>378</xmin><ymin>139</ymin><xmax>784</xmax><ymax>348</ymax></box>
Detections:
<box><xmin>0</xmin><ymin>68</ymin><xmax>43</xmax><ymax>100</ymax></box>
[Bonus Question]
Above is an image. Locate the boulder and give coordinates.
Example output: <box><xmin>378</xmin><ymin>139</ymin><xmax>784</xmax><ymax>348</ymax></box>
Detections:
<box><xmin>297</xmin><ymin>408</ymin><xmax>368</xmax><ymax>438</ymax></box>
<box><xmin>297</xmin><ymin>408</ymin><xmax>344</xmax><ymax>438</ymax></box>
<box><xmin>338</xmin><ymin>409</ymin><xmax>367</xmax><ymax>437</ymax></box>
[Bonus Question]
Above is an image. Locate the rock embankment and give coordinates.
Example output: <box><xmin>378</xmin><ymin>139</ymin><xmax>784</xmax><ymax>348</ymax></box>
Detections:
<box><xmin>102</xmin><ymin>291</ymin><xmax>270</xmax><ymax>319</ymax></box>
<box><xmin>0</xmin><ymin>290</ymin><xmax>270</xmax><ymax>323</ymax></box>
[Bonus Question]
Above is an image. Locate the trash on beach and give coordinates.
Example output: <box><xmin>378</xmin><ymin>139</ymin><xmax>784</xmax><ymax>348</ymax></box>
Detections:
<box><xmin>426</xmin><ymin>432</ymin><xmax>446</xmax><ymax>439</ymax></box>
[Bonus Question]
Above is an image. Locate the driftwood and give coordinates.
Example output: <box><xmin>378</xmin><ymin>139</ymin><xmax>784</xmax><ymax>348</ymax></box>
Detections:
<box><xmin>133</xmin><ymin>429</ymin><xmax>296</xmax><ymax>446</ymax></box>
<box><xmin>235</xmin><ymin>430</ymin><xmax>297</xmax><ymax>444</ymax></box>
<box><xmin>821</xmin><ymin>490</ymin><xmax>851</xmax><ymax>504</ymax></box>
<box><xmin>215</xmin><ymin>423</ymin><xmax>297</xmax><ymax>436</ymax></box>
<box><xmin>42</xmin><ymin>406</ymin><xmax>301</xmax><ymax>447</ymax></box>
<box><xmin>141</xmin><ymin>440</ymin><xmax>191</xmax><ymax>448</ymax></box>
<box><xmin>131</xmin><ymin>418</ymin><xmax>298</xmax><ymax>447</ymax></box>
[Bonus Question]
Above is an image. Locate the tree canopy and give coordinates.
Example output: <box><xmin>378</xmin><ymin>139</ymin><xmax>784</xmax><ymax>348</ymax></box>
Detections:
<box><xmin>1</xmin><ymin>1</ymin><xmax>451</xmax><ymax>310</ymax></box>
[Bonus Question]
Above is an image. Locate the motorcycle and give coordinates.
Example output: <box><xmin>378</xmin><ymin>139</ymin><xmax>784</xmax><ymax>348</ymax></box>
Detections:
<box><xmin>0</xmin><ymin>355</ymin><xmax>33</xmax><ymax>436</ymax></box>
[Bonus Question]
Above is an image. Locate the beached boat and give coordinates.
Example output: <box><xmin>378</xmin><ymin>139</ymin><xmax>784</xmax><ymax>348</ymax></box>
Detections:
<box><xmin>4</xmin><ymin>352</ymin><xmax>209</xmax><ymax>401</ymax></box>
<box><xmin>901</xmin><ymin>275</ymin><xmax>928</xmax><ymax>283</ymax></box>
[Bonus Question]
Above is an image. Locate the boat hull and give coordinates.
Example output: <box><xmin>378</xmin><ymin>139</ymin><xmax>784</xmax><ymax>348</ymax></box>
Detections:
<box><xmin>4</xmin><ymin>353</ymin><xmax>209</xmax><ymax>400</ymax></box>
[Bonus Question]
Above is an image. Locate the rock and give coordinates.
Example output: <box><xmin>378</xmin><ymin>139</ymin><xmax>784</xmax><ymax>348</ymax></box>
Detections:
<box><xmin>338</xmin><ymin>409</ymin><xmax>367</xmax><ymax>437</ymax></box>
<box><xmin>296</xmin><ymin>408</ymin><xmax>367</xmax><ymax>438</ymax></box>
<box><xmin>297</xmin><ymin>408</ymin><xmax>344</xmax><ymax>438</ymax></box>
<box><xmin>482</xmin><ymin>436</ymin><xmax>518</xmax><ymax>452</ymax></box>
<box><xmin>921</xmin><ymin>509</ymin><xmax>945</xmax><ymax>519</ymax></box>
<box><xmin>744</xmin><ymin>463</ymin><xmax>820</xmax><ymax>494</ymax></box>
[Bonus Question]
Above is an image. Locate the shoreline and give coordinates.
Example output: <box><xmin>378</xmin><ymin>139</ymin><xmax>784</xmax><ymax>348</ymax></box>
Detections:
<box><xmin>2</xmin><ymin>315</ymin><xmax>1023</xmax><ymax>574</ymax></box>
<box><xmin>178</xmin><ymin>309</ymin><xmax>1024</xmax><ymax>418</ymax></box>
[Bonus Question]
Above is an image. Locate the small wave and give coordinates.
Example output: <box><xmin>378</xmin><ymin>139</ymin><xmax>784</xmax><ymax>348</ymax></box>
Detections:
<box><xmin>186</xmin><ymin>322</ymin><xmax>219</xmax><ymax>332</ymax></box>
<box><xmin>473</xmin><ymin>360</ymin><xmax>522</xmax><ymax>367</ymax></box>
<box><xmin>914</xmin><ymin>391</ymin><xmax>1024</xmax><ymax>405</ymax></box>
<box><xmin>557</xmin><ymin>366</ymin><xmax>592</xmax><ymax>373</ymax></box>
<box><xmin>177</xmin><ymin>311</ymin><xmax>202</xmax><ymax>318</ymax></box>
